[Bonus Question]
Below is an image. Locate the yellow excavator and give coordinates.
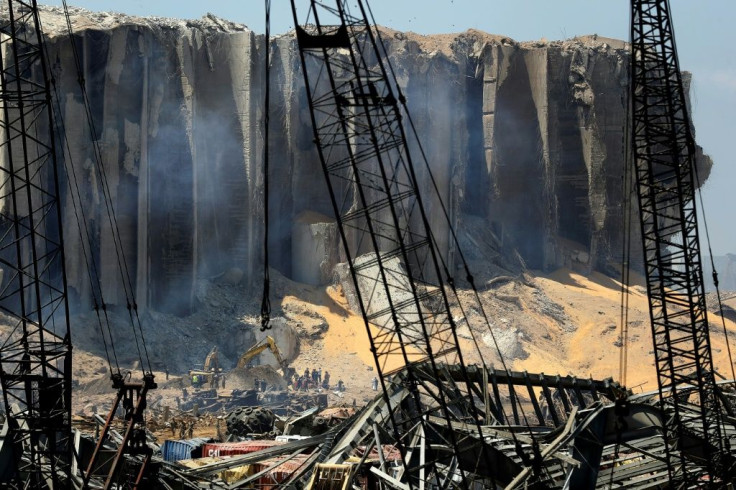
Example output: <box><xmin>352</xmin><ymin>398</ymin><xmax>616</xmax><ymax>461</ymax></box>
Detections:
<box><xmin>236</xmin><ymin>335</ymin><xmax>295</xmax><ymax>382</ymax></box>
<box><xmin>189</xmin><ymin>346</ymin><xmax>222</xmax><ymax>388</ymax></box>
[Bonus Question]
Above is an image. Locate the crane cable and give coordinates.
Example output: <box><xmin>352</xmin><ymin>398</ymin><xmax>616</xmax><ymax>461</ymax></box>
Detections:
<box><xmin>693</xmin><ymin>156</ymin><xmax>736</xmax><ymax>383</ymax></box>
<box><xmin>363</xmin><ymin>2</ymin><xmax>547</xmax><ymax>481</ymax></box>
<box><xmin>260</xmin><ymin>0</ymin><xmax>272</xmax><ymax>332</ymax></box>
<box><xmin>365</xmin><ymin>0</ymin><xmax>535</xmax><ymax>427</ymax></box>
<box><xmin>50</xmin><ymin>76</ymin><xmax>120</xmax><ymax>376</ymax></box>
<box><xmin>618</xmin><ymin>80</ymin><xmax>634</xmax><ymax>389</ymax></box>
<box><xmin>60</xmin><ymin>0</ymin><xmax>152</xmax><ymax>377</ymax></box>
<box><xmin>618</xmin><ymin>170</ymin><xmax>633</xmax><ymax>389</ymax></box>
<box><xmin>36</xmin><ymin>9</ymin><xmax>121</xmax><ymax>377</ymax></box>
<box><xmin>610</xmin><ymin>32</ymin><xmax>636</xmax><ymax>482</ymax></box>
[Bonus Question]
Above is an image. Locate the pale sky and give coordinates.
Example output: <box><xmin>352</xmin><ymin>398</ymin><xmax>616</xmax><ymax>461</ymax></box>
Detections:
<box><xmin>44</xmin><ymin>1</ymin><xmax>736</xmax><ymax>255</ymax></box>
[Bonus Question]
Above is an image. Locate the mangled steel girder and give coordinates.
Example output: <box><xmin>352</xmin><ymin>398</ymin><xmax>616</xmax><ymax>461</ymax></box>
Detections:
<box><xmin>414</xmin><ymin>363</ymin><xmax>628</xmax><ymax>427</ymax></box>
<box><xmin>154</xmin><ymin>362</ymin><xmax>736</xmax><ymax>488</ymax></box>
<box><xmin>320</xmin><ymin>363</ymin><xmax>633</xmax><ymax>487</ymax></box>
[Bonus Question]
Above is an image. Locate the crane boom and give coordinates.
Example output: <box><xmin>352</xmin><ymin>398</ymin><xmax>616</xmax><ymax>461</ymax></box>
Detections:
<box><xmin>290</xmin><ymin>1</ymin><xmax>503</xmax><ymax>487</ymax></box>
<box><xmin>631</xmin><ymin>0</ymin><xmax>726</xmax><ymax>482</ymax></box>
<box><xmin>0</xmin><ymin>1</ymin><xmax>73</xmax><ymax>487</ymax></box>
<box><xmin>236</xmin><ymin>336</ymin><xmax>293</xmax><ymax>380</ymax></box>
<box><xmin>203</xmin><ymin>346</ymin><xmax>220</xmax><ymax>372</ymax></box>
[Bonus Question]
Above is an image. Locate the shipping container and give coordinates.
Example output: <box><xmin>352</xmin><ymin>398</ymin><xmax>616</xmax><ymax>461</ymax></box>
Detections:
<box><xmin>161</xmin><ymin>438</ymin><xmax>212</xmax><ymax>462</ymax></box>
<box><xmin>201</xmin><ymin>439</ymin><xmax>286</xmax><ymax>458</ymax></box>
<box><xmin>253</xmin><ymin>454</ymin><xmax>312</xmax><ymax>489</ymax></box>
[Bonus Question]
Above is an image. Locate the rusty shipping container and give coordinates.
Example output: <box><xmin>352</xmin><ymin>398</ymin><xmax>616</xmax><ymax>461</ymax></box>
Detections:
<box><xmin>254</xmin><ymin>454</ymin><xmax>312</xmax><ymax>489</ymax></box>
<box><xmin>201</xmin><ymin>440</ymin><xmax>286</xmax><ymax>458</ymax></box>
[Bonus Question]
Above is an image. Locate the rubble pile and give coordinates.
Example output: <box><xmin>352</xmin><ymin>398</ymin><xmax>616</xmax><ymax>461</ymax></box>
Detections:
<box><xmin>76</xmin><ymin>363</ymin><xmax>736</xmax><ymax>488</ymax></box>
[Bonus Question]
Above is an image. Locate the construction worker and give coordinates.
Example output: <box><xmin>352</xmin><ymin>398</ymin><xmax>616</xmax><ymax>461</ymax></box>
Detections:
<box><xmin>216</xmin><ymin>418</ymin><xmax>223</xmax><ymax>441</ymax></box>
<box><xmin>372</xmin><ymin>377</ymin><xmax>378</xmax><ymax>391</ymax></box>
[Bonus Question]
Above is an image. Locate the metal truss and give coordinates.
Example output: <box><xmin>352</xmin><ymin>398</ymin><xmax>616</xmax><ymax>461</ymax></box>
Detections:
<box><xmin>631</xmin><ymin>0</ymin><xmax>727</xmax><ymax>483</ymax></box>
<box><xmin>82</xmin><ymin>374</ymin><xmax>157</xmax><ymax>489</ymax></box>
<box><xmin>0</xmin><ymin>1</ymin><xmax>73</xmax><ymax>488</ymax></box>
<box><xmin>289</xmin><ymin>1</ymin><xmax>502</xmax><ymax>487</ymax></box>
<box><xmin>160</xmin><ymin>364</ymin><xmax>736</xmax><ymax>488</ymax></box>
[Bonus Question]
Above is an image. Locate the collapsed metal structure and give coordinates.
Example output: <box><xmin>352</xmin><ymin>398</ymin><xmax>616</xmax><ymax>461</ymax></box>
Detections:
<box><xmin>0</xmin><ymin>0</ymin><xmax>735</xmax><ymax>488</ymax></box>
<box><xmin>283</xmin><ymin>0</ymin><xmax>736</xmax><ymax>487</ymax></box>
<box><xmin>153</xmin><ymin>367</ymin><xmax>736</xmax><ymax>488</ymax></box>
<box><xmin>290</xmin><ymin>0</ymin><xmax>504</xmax><ymax>487</ymax></box>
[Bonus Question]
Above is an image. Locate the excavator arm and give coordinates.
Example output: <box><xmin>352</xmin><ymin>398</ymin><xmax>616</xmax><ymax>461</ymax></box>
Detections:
<box><xmin>236</xmin><ymin>339</ymin><xmax>271</xmax><ymax>369</ymax></box>
<box><xmin>235</xmin><ymin>336</ymin><xmax>283</xmax><ymax>368</ymax></box>
<box><xmin>203</xmin><ymin>346</ymin><xmax>220</xmax><ymax>372</ymax></box>
<box><xmin>235</xmin><ymin>336</ymin><xmax>294</xmax><ymax>381</ymax></box>
<box><xmin>265</xmin><ymin>336</ymin><xmax>295</xmax><ymax>380</ymax></box>
<box><xmin>265</xmin><ymin>337</ymin><xmax>286</xmax><ymax>367</ymax></box>
<box><xmin>189</xmin><ymin>346</ymin><xmax>222</xmax><ymax>386</ymax></box>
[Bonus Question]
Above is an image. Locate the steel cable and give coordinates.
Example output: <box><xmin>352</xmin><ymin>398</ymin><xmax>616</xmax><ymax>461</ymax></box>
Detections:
<box><xmin>693</xmin><ymin>150</ymin><xmax>736</xmax><ymax>383</ymax></box>
<box><xmin>363</xmin><ymin>1</ymin><xmax>545</xmax><ymax>481</ymax></box>
<box><xmin>619</xmin><ymin>72</ymin><xmax>634</xmax><ymax>389</ymax></box>
<box><xmin>39</xmin><ymin>8</ymin><xmax>121</xmax><ymax>376</ymax></box>
<box><xmin>260</xmin><ymin>0</ymin><xmax>272</xmax><ymax>332</ymax></box>
<box><xmin>60</xmin><ymin>0</ymin><xmax>151</xmax><ymax>375</ymax></box>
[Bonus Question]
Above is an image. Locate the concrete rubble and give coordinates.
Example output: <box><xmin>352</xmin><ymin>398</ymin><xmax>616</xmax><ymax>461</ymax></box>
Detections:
<box><xmin>74</xmin><ymin>363</ymin><xmax>736</xmax><ymax>488</ymax></box>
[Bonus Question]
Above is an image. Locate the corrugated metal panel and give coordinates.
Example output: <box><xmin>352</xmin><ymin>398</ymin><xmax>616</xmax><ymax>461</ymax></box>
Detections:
<box><xmin>220</xmin><ymin>464</ymin><xmax>254</xmax><ymax>484</ymax></box>
<box><xmin>161</xmin><ymin>438</ymin><xmax>212</xmax><ymax>462</ymax></box>
<box><xmin>179</xmin><ymin>458</ymin><xmax>254</xmax><ymax>484</ymax></box>
<box><xmin>348</xmin><ymin>444</ymin><xmax>401</xmax><ymax>462</ymax></box>
<box><xmin>177</xmin><ymin>456</ymin><xmax>225</xmax><ymax>469</ymax></box>
<box><xmin>254</xmin><ymin>454</ymin><xmax>311</xmax><ymax>489</ymax></box>
<box><xmin>201</xmin><ymin>440</ymin><xmax>286</xmax><ymax>458</ymax></box>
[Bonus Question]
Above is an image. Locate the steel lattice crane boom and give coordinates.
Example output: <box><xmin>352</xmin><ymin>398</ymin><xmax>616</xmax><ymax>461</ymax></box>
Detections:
<box><xmin>289</xmin><ymin>1</ymin><xmax>506</xmax><ymax>487</ymax></box>
<box><xmin>631</xmin><ymin>0</ymin><xmax>730</xmax><ymax>483</ymax></box>
<box><xmin>0</xmin><ymin>1</ymin><xmax>73</xmax><ymax>487</ymax></box>
<box><xmin>0</xmin><ymin>3</ymin><xmax>157</xmax><ymax>488</ymax></box>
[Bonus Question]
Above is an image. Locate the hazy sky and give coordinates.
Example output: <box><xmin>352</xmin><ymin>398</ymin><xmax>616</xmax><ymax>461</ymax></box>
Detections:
<box><xmin>44</xmin><ymin>1</ymin><xmax>736</xmax><ymax>255</ymax></box>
